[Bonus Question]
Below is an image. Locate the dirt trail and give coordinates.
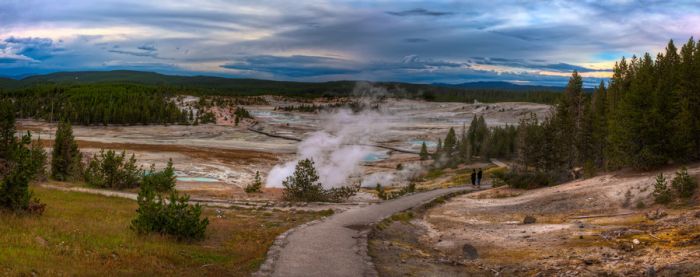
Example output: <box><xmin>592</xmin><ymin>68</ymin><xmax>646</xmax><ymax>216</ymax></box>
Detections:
<box><xmin>260</xmin><ymin>186</ymin><xmax>477</xmax><ymax>277</ymax></box>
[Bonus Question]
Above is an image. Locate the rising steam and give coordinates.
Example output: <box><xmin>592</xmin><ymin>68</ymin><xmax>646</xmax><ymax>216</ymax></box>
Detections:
<box><xmin>266</xmin><ymin>83</ymin><xmax>422</xmax><ymax>189</ymax></box>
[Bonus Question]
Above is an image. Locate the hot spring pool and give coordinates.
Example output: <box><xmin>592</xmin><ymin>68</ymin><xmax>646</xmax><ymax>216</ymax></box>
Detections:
<box><xmin>409</xmin><ymin>139</ymin><xmax>437</xmax><ymax>148</ymax></box>
<box><xmin>363</xmin><ymin>152</ymin><xmax>388</xmax><ymax>162</ymax></box>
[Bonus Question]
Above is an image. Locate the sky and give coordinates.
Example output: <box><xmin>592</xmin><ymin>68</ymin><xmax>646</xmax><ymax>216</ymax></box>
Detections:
<box><xmin>1</xmin><ymin>0</ymin><xmax>699</xmax><ymax>86</ymax></box>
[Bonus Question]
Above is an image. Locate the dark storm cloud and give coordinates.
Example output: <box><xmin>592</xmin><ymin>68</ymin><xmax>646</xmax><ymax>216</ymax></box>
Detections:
<box><xmin>403</xmin><ymin>38</ymin><xmax>428</xmax><ymax>43</ymax></box>
<box><xmin>468</xmin><ymin>57</ymin><xmax>604</xmax><ymax>73</ymax></box>
<box><xmin>108</xmin><ymin>49</ymin><xmax>158</xmax><ymax>57</ymax></box>
<box><xmin>221</xmin><ymin>55</ymin><xmax>360</xmax><ymax>77</ymax></box>
<box><xmin>385</xmin><ymin>8</ymin><xmax>454</xmax><ymax>17</ymax></box>
<box><xmin>2</xmin><ymin>0</ymin><xmax>699</xmax><ymax>86</ymax></box>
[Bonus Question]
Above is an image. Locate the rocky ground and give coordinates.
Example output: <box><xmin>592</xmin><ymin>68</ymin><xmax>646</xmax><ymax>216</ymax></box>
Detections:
<box><xmin>370</xmin><ymin>165</ymin><xmax>700</xmax><ymax>276</ymax></box>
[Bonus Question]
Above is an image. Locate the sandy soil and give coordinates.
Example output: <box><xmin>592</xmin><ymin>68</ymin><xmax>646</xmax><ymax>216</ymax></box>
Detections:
<box><xmin>371</xmin><ymin>165</ymin><xmax>700</xmax><ymax>276</ymax></box>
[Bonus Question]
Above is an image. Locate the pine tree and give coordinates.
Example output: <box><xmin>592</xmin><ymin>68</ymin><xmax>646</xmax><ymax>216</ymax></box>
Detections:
<box><xmin>0</xmin><ymin>100</ymin><xmax>16</xmax><ymax>159</ymax></box>
<box><xmin>419</xmin><ymin>142</ymin><xmax>429</xmax><ymax>160</ymax></box>
<box><xmin>282</xmin><ymin>159</ymin><xmax>325</xmax><ymax>202</ymax></box>
<box><xmin>672</xmin><ymin>38</ymin><xmax>697</xmax><ymax>161</ymax></box>
<box><xmin>590</xmin><ymin>81</ymin><xmax>608</xmax><ymax>168</ymax></box>
<box><xmin>245</xmin><ymin>171</ymin><xmax>263</xmax><ymax>193</ymax></box>
<box><xmin>51</xmin><ymin>121</ymin><xmax>81</xmax><ymax>181</ymax></box>
<box><xmin>433</xmin><ymin>138</ymin><xmax>442</xmax><ymax>159</ymax></box>
<box><xmin>443</xmin><ymin>127</ymin><xmax>457</xmax><ymax>158</ymax></box>
<box><xmin>652</xmin><ymin>173</ymin><xmax>672</xmax><ymax>204</ymax></box>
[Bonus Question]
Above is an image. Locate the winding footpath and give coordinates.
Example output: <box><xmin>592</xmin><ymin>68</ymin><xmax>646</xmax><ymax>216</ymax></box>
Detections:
<box><xmin>260</xmin><ymin>186</ymin><xmax>476</xmax><ymax>277</ymax></box>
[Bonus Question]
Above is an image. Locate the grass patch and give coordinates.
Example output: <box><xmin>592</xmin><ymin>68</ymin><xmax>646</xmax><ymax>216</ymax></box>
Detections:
<box><xmin>424</xmin><ymin>168</ymin><xmax>445</xmax><ymax>180</ymax></box>
<box><xmin>0</xmin><ymin>186</ymin><xmax>325</xmax><ymax>276</ymax></box>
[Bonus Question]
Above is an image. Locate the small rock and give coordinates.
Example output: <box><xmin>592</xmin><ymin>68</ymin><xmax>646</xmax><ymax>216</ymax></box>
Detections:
<box><xmin>523</xmin><ymin>215</ymin><xmax>537</xmax><ymax>224</ymax></box>
<box><xmin>645</xmin><ymin>266</ymin><xmax>656</xmax><ymax>277</ymax></box>
<box><xmin>34</xmin><ymin>236</ymin><xmax>48</xmax><ymax>247</ymax></box>
<box><xmin>633</xmin><ymin>239</ymin><xmax>640</xmax><ymax>245</ymax></box>
<box><xmin>462</xmin><ymin>243</ymin><xmax>479</xmax><ymax>260</ymax></box>
<box><xmin>645</xmin><ymin>209</ymin><xmax>667</xmax><ymax>220</ymax></box>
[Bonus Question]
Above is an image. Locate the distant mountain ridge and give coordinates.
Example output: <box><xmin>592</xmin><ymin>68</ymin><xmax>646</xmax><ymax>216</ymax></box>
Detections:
<box><xmin>433</xmin><ymin>81</ymin><xmax>567</xmax><ymax>91</ymax></box>
<box><xmin>0</xmin><ymin>70</ymin><xmax>569</xmax><ymax>91</ymax></box>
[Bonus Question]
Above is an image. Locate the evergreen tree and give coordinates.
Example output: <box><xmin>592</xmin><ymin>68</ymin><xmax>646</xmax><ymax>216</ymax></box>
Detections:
<box><xmin>419</xmin><ymin>142</ymin><xmax>429</xmax><ymax>160</ymax></box>
<box><xmin>443</xmin><ymin>127</ymin><xmax>457</xmax><ymax>158</ymax></box>
<box><xmin>0</xmin><ymin>100</ymin><xmax>15</xmax><ymax>158</ymax></box>
<box><xmin>282</xmin><ymin>159</ymin><xmax>325</xmax><ymax>202</ymax></box>
<box><xmin>433</xmin><ymin>139</ymin><xmax>442</xmax><ymax>159</ymax></box>
<box><xmin>245</xmin><ymin>171</ymin><xmax>263</xmax><ymax>193</ymax></box>
<box><xmin>590</xmin><ymin>81</ymin><xmax>608</xmax><ymax>168</ymax></box>
<box><xmin>51</xmin><ymin>121</ymin><xmax>81</xmax><ymax>181</ymax></box>
<box><xmin>652</xmin><ymin>173</ymin><xmax>672</xmax><ymax>204</ymax></box>
<box><xmin>0</xmin><ymin>132</ymin><xmax>46</xmax><ymax>213</ymax></box>
<box><xmin>671</xmin><ymin>167</ymin><xmax>698</xmax><ymax>198</ymax></box>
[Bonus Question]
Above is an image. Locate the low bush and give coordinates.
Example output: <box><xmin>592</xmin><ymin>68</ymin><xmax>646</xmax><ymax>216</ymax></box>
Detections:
<box><xmin>84</xmin><ymin>150</ymin><xmax>143</xmax><ymax>189</ymax></box>
<box><xmin>142</xmin><ymin>159</ymin><xmax>176</xmax><ymax>193</ymax></box>
<box><xmin>671</xmin><ymin>167</ymin><xmax>697</xmax><ymax>199</ymax></box>
<box><xmin>244</xmin><ymin>171</ymin><xmax>263</xmax><ymax>193</ymax></box>
<box><xmin>653</xmin><ymin>173</ymin><xmax>673</xmax><ymax>204</ymax></box>
<box><xmin>492</xmin><ymin>170</ymin><xmax>551</xmax><ymax>189</ymax></box>
<box><xmin>131</xmin><ymin>162</ymin><xmax>208</xmax><ymax>241</ymax></box>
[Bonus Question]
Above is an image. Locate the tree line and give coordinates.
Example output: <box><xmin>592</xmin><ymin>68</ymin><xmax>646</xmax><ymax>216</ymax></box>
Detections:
<box><xmin>425</xmin><ymin>38</ymin><xmax>700</xmax><ymax>190</ymax></box>
<box><xmin>514</xmin><ymin>38</ymin><xmax>700</xmax><ymax>185</ymax></box>
<box><xmin>1</xmin><ymin>83</ymin><xmax>188</xmax><ymax>125</ymax></box>
<box><xmin>423</xmin><ymin>115</ymin><xmax>518</xmax><ymax>167</ymax></box>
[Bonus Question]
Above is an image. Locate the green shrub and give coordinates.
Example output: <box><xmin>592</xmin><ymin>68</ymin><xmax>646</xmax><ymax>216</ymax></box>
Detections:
<box><xmin>671</xmin><ymin>167</ymin><xmax>697</xmax><ymax>199</ymax></box>
<box><xmin>142</xmin><ymin>159</ymin><xmax>176</xmax><ymax>193</ymax></box>
<box><xmin>131</xmin><ymin>163</ymin><xmax>208</xmax><ymax>241</ymax></box>
<box><xmin>245</xmin><ymin>171</ymin><xmax>263</xmax><ymax>193</ymax></box>
<box><xmin>653</xmin><ymin>173</ymin><xmax>673</xmax><ymax>204</ymax></box>
<box><xmin>50</xmin><ymin>121</ymin><xmax>82</xmax><ymax>181</ymax></box>
<box><xmin>84</xmin><ymin>150</ymin><xmax>142</xmax><ymax>189</ymax></box>
<box><xmin>493</xmin><ymin>170</ymin><xmax>551</xmax><ymax>189</ymax></box>
<box><xmin>488</xmin><ymin>167</ymin><xmax>509</xmax><ymax>187</ymax></box>
<box><xmin>375</xmin><ymin>184</ymin><xmax>387</xmax><ymax>200</ymax></box>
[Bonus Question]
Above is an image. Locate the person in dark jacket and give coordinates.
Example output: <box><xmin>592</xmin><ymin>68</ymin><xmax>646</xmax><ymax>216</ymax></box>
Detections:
<box><xmin>470</xmin><ymin>169</ymin><xmax>476</xmax><ymax>186</ymax></box>
<box><xmin>477</xmin><ymin>168</ymin><xmax>483</xmax><ymax>187</ymax></box>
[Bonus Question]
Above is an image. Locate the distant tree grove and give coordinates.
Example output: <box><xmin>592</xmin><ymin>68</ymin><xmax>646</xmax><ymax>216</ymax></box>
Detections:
<box><xmin>1</xmin><ymin>84</ymin><xmax>188</xmax><ymax>125</ymax></box>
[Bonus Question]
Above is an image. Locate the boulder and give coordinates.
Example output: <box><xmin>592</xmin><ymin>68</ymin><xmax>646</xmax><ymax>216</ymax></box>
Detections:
<box><xmin>523</xmin><ymin>215</ymin><xmax>537</xmax><ymax>224</ymax></box>
<box><xmin>462</xmin><ymin>243</ymin><xmax>479</xmax><ymax>260</ymax></box>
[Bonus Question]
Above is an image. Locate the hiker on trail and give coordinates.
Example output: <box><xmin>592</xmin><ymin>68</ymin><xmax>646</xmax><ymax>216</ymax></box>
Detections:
<box><xmin>470</xmin><ymin>169</ymin><xmax>476</xmax><ymax>186</ymax></box>
<box><xmin>477</xmin><ymin>168</ymin><xmax>483</xmax><ymax>187</ymax></box>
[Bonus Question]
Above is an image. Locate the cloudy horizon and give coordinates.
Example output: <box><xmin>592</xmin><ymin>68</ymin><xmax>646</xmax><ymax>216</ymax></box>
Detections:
<box><xmin>2</xmin><ymin>0</ymin><xmax>700</xmax><ymax>86</ymax></box>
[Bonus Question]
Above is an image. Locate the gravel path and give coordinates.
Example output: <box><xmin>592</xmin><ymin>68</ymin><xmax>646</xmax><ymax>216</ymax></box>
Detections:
<box><xmin>267</xmin><ymin>186</ymin><xmax>473</xmax><ymax>277</ymax></box>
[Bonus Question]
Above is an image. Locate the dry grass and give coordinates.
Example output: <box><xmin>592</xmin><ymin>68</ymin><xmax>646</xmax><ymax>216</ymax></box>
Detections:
<box><xmin>0</xmin><ymin>186</ymin><xmax>325</xmax><ymax>276</ymax></box>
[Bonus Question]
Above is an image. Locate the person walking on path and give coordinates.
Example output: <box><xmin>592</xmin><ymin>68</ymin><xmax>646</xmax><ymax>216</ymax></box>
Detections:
<box><xmin>470</xmin><ymin>169</ymin><xmax>476</xmax><ymax>186</ymax></box>
<box><xmin>477</xmin><ymin>168</ymin><xmax>483</xmax><ymax>187</ymax></box>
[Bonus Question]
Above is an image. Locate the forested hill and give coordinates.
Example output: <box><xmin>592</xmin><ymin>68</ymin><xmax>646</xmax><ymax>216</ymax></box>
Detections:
<box><xmin>0</xmin><ymin>77</ymin><xmax>17</xmax><ymax>88</ymax></box>
<box><xmin>433</xmin><ymin>81</ymin><xmax>594</xmax><ymax>92</ymax></box>
<box><xmin>0</xmin><ymin>70</ymin><xmax>562</xmax><ymax>103</ymax></box>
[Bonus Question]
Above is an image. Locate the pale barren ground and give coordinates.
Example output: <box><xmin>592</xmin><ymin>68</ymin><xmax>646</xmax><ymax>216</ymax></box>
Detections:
<box><xmin>17</xmin><ymin>97</ymin><xmax>550</xmax><ymax>202</ymax></box>
<box><xmin>370</xmin><ymin>165</ymin><xmax>700</xmax><ymax>277</ymax></box>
